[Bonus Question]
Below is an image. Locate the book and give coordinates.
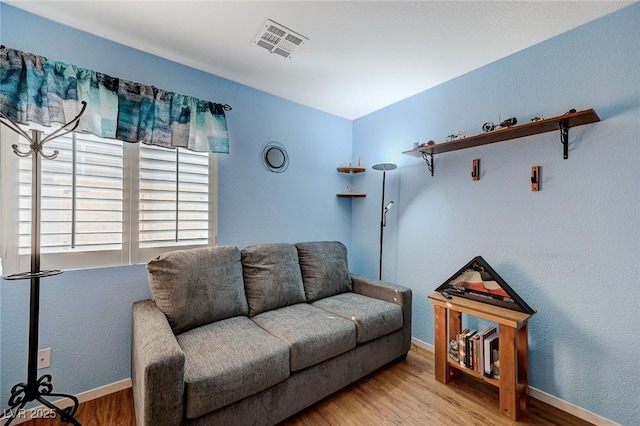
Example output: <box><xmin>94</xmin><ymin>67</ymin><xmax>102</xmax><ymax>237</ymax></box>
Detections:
<box><xmin>483</xmin><ymin>329</ymin><xmax>498</xmax><ymax>377</ymax></box>
<box><xmin>488</xmin><ymin>335</ymin><xmax>500</xmax><ymax>378</ymax></box>
<box><xmin>464</xmin><ymin>329</ymin><xmax>477</xmax><ymax>369</ymax></box>
<box><xmin>479</xmin><ymin>326</ymin><xmax>497</xmax><ymax>375</ymax></box>
<box><xmin>472</xmin><ymin>333</ymin><xmax>482</xmax><ymax>373</ymax></box>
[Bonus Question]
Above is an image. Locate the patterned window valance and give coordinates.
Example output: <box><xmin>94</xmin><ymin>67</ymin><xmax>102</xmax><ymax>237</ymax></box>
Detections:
<box><xmin>0</xmin><ymin>46</ymin><xmax>230</xmax><ymax>153</ymax></box>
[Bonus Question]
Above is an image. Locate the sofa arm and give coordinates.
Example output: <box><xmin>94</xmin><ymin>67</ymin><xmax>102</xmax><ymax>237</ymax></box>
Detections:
<box><xmin>351</xmin><ymin>274</ymin><xmax>412</xmax><ymax>354</ymax></box>
<box><xmin>132</xmin><ymin>300</ymin><xmax>185</xmax><ymax>426</ymax></box>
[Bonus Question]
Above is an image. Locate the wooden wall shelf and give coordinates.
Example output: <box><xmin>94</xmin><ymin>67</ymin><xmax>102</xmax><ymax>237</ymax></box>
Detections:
<box><xmin>403</xmin><ymin>109</ymin><xmax>600</xmax><ymax>175</ymax></box>
<box><xmin>428</xmin><ymin>292</ymin><xmax>533</xmax><ymax>421</ymax></box>
<box><xmin>337</xmin><ymin>166</ymin><xmax>366</xmax><ymax>174</ymax></box>
<box><xmin>336</xmin><ymin>192</ymin><xmax>366</xmax><ymax>198</ymax></box>
<box><xmin>337</xmin><ymin>165</ymin><xmax>366</xmax><ymax>197</ymax></box>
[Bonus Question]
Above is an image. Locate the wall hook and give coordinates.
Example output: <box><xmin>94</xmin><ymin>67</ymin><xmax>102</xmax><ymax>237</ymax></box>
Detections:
<box><xmin>472</xmin><ymin>159</ymin><xmax>480</xmax><ymax>181</ymax></box>
<box><xmin>531</xmin><ymin>166</ymin><xmax>540</xmax><ymax>191</ymax></box>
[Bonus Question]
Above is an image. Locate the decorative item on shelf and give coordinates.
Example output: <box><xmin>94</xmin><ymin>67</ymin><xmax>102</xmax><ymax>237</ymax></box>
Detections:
<box><xmin>530</xmin><ymin>116</ymin><xmax>543</xmax><ymax>122</ymax></box>
<box><xmin>448</xmin><ymin>339</ymin><xmax>460</xmax><ymax>362</ymax></box>
<box><xmin>483</xmin><ymin>117</ymin><xmax>517</xmax><ymax>132</ymax></box>
<box><xmin>445</xmin><ymin>130</ymin><xmax>466</xmax><ymax>142</ymax></box>
<box><xmin>371</xmin><ymin>162</ymin><xmax>397</xmax><ymax>280</ymax></box>
<box><xmin>414</xmin><ymin>140</ymin><xmax>435</xmax><ymax>149</ymax></box>
<box><xmin>482</xmin><ymin>121</ymin><xmax>495</xmax><ymax>132</ymax></box>
<box><xmin>434</xmin><ymin>255</ymin><xmax>536</xmax><ymax>314</ymax></box>
<box><xmin>499</xmin><ymin>117</ymin><xmax>517</xmax><ymax>128</ymax></box>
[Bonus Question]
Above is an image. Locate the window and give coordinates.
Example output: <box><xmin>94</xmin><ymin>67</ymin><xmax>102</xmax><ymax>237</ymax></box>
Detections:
<box><xmin>18</xmin><ymin>133</ymin><xmax>124</xmax><ymax>255</ymax></box>
<box><xmin>136</xmin><ymin>143</ymin><xmax>215</xmax><ymax>262</ymax></box>
<box><xmin>0</xmin><ymin>126</ymin><xmax>217</xmax><ymax>275</ymax></box>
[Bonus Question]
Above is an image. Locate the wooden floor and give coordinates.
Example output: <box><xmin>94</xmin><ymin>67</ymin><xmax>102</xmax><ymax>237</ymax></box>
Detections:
<box><xmin>18</xmin><ymin>346</ymin><xmax>592</xmax><ymax>426</ymax></box>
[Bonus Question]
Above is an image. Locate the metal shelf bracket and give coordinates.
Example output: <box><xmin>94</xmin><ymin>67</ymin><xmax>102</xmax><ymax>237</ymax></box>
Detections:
<box><xmin>422</xmin><ymin>151</ymin><xmax>434</xmax><ymax>176</ymax></box>
<box><xmin>558</xmin><ymin>119</ymin><xmax>570</xmax><ymax>159</ymax></box>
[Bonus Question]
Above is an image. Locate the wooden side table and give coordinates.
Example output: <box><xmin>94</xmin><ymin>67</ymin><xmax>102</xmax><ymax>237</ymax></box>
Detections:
<box><xmin>428</xmin><ymin>292</ymin><xmax>532</xmax><ymax>421</ymax></box>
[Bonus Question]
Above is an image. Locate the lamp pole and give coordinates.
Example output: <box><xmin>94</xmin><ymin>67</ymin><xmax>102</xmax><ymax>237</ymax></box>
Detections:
<box><xmin>371</xmin><ymin>162</ymin><xmax>397</xmax><ymax>280</ymax></box>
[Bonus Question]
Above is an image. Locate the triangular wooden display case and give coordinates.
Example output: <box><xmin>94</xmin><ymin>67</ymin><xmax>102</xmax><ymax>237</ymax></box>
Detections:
<box><xmin>435</xmin><ymin>256</ymin><xmax>535</xmax><ymax>314</ymax></box>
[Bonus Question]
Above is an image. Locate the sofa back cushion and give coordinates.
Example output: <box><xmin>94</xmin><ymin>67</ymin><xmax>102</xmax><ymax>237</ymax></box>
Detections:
<box><xmin>241</xmin><ymin>243</ymin><xmax>306</xmax><ymax>316</ymax></box>
<box><xmin>146</xmin><ymin>246</ymin><xmax>248</xmax><ymax>334</ymax></box>
<box><xmin>295</xmin><ymin>241</ymin><xmax>352</xmax><ymax>302</ymax></box>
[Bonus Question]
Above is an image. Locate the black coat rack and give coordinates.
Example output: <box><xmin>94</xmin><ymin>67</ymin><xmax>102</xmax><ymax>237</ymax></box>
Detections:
<box><xmin>1</xmin><ymin>103</ymin><xmax>86</xmax><ymax>426</ymax></box>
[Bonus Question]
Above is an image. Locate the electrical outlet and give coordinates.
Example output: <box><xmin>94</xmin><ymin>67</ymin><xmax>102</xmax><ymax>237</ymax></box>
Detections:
<box><xmin>38</xmin><ymin>348</ymin><xmax>51</xmax><ymax>369</ymax></box>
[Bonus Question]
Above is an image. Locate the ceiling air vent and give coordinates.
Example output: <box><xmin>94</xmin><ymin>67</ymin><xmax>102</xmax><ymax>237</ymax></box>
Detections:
<box><xmin>253</xmin><ymin>19</ymin><xmax>308</xmax><ymax>58</ymax></box>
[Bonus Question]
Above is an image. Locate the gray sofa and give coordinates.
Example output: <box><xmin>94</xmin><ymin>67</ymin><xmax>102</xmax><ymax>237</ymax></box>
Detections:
<box><xmin>132</xmin><ymin>241</ymin><xmax>412</xmax><ymax>426</ymax></box>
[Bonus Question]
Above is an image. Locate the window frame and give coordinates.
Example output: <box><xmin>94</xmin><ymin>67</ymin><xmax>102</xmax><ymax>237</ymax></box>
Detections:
<box><xmin>0</xmin><ymin>126</ymin><xmax>218</xmax><ymax>275</ymax></box>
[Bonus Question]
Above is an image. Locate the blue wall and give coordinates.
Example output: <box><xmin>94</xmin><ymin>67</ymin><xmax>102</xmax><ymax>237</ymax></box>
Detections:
<box><xmin>352</xmin><ymin>4</ymin><xmax>639</xmax><ymax>425</ymax></box>
<box><xmin>0</xmin><ymin>2</ymin><xmax>353</xmax><ymax>412</ymax></box>
<box><xmin>1</xmin><ymin>2</ymin><xmax>639</xmax><ymax>425</ymax></box>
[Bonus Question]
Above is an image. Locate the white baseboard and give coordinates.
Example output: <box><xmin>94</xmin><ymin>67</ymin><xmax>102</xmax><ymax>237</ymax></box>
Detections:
<box><xmin>528</xmin><ymin>388</ymin><xmax>620</xmax><ymax>426</ymax></box>
<box><xmin>411</xmin><ymin>336</ymin><xmax>434</xmax><ymax>352</ymax></box>
<box><xmin>410</xmin><ymin>337</ymin><xmax>619</xmax><ymax>426</ymax></box>
<box><xmin>1</xmin><ymin>346</ymin><xmax>622</xmax><ymax>426</ymax></box>
<box><xmin>1</xmin><ymin>378</ymin><xmax>131</xmax><ymax>425</ymax></box>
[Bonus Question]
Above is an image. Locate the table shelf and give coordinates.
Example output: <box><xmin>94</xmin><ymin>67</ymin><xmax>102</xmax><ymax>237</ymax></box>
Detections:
<box><xmin>429</xmin><ymin>292</ymin><xmax>533</xmax><ymax>421</ymax></box>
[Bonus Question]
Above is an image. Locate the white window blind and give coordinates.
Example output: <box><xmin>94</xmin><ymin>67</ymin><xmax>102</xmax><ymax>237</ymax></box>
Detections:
<box><xmin>1</xmin><ymin>127</ymin><xmax>216</xmax><ymax>275</ymax></box>
<box><xmin>18</xmin><ymin>133</ymin><xmax>124</xmax><ymax>255</ymax></box>
<box><xmin>139</xmin><ymin>144</ymin><xmax>209</xmax><ymax>248</ymax></box>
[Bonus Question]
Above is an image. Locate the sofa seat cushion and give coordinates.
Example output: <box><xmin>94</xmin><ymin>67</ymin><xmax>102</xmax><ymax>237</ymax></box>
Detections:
<box><xmin>251</xmin><ymin>303</ymin><xmax>356</xmax><ymax>372</ymax></box>
<box><xmin>295</xmin><ymin>241</ymin><xmax>352</xmax><ymax>302</ymax></box>
<box><xmin>242</xmin><ymin>243</ymin><xmax>306</xmax><ymax>316</ymax></box>
<box><xmin>312</xmin><ymin>292</ymin><xmax>403</xmax><ymax>344</ymax></box>
<box><xmin>176</xmin><ymin>316</ymin><xmax>290</xmax><ymax>419</ymax></box>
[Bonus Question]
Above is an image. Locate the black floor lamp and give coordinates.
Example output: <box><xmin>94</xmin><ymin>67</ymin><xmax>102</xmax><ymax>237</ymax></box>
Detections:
<box><xmin>371</xmin><ymin>162</ymin><xmax>397</xmax><ymax>280</ymax></box>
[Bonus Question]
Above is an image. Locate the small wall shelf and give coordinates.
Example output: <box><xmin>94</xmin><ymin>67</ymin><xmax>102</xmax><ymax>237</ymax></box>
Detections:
<box><xmin>403</xmin><ymin>109</ymin><xmax>600</xmax><ymax>176</ymax></box>
<box><xmin>337</xmin><ymin>166</ymin><xmax>366</xmax><ymax>174</ymax></box>
<box><xmin>336</xmin><ymin>192</ymin><xmax>366</xmax><ymax>198</ymax></box>
<box><xmin>337</xmin><ymin>165</ymin><xmax>366</xmax><ymax>197</ymax></box>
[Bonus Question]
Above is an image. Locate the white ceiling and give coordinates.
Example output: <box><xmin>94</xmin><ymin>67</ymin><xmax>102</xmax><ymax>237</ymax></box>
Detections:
<box><xmin>4</xmin><ymin>1</ymin><xmax>635</xmax><ymax>119</ymax></box>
